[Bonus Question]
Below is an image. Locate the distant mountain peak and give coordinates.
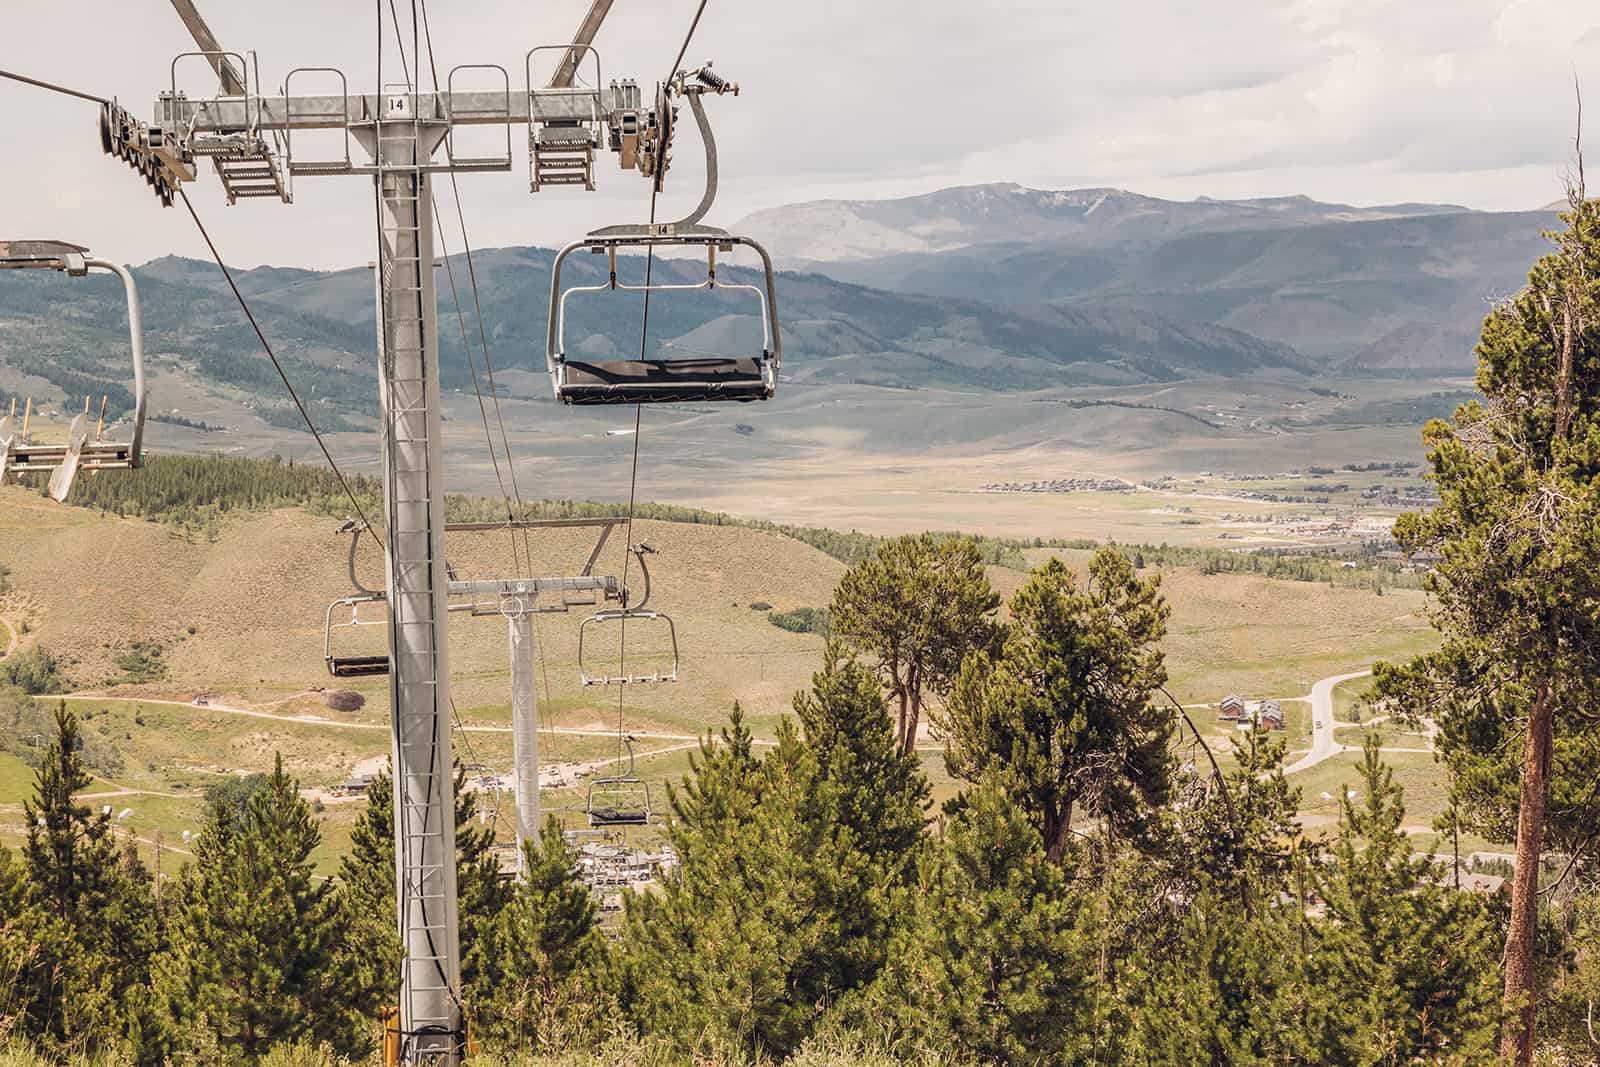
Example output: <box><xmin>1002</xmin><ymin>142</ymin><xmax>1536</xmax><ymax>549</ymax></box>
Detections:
<box><xmin>735</xmin><ymin>183</ymin><xmax>1472</xmax><ymax>264</ymax></box>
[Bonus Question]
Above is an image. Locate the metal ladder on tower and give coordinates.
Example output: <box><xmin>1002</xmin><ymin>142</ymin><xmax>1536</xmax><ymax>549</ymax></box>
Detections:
<box><xmin>376</xmin><ymin>98</ymin><xmax>459</xmax><ymax>1047</ymax></box>
<box><xmin>204</xmin><ymin>135</ymin><xmax>287</xmax><ymax>202</ymax></box>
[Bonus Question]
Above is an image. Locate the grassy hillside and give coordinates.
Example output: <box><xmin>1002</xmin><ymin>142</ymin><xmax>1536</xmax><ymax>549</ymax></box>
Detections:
<box><xmin>0</xmin><ymin>451</ymin><xmax>1443</xmax><ymax>878</ymax></box>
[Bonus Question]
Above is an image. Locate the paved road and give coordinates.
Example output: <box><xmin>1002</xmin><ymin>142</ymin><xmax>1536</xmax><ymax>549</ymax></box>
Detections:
<box><xmin>1284</xmin><ymin>669</ymin><xmax>1374</xmax><ymax>776</ymax></box>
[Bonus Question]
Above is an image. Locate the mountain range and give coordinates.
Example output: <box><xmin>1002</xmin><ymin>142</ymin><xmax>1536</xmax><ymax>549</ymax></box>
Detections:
<box><xmin>0</xmin><ymin>182</ymin><xmax>1565</xmax><ymax>428</ymax></box>
<box><xmin>732</xmin><ymin>183</ymin><xmax>1558</xmax><ymax>370</ymax></box>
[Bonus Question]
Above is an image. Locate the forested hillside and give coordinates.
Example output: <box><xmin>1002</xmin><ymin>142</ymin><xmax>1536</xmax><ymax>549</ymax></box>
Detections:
<box><xmin>0</xmin><ymin>242</ymin><xmax>1309</xmax><ymax>431</ymax></box>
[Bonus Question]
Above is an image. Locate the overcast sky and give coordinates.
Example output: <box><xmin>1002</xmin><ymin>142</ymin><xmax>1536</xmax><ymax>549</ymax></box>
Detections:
<box><xmin>3</xmin><ymin>0</ymin><xmax>1599</xmax><ymax>268</ymax></box>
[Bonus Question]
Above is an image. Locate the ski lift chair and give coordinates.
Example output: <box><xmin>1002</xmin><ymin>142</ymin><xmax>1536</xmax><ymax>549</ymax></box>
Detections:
<box><xmin>546</xmin><ymin>228</ymin><xmax>781</xmax><ymax>405</ymax></box>
<box><xmin>543</xmin><ymin>63</ymin><xmax>780</xmax><ymax>405</ymax></box>
<box><xmin>587</xmin><ymin>736</ymin><xmax>652</xmax><ymax>827</ymax></box>
<box><xmin>324</xmin><ymin>593</ymin><xmax>389</xmax><ymax>677</ymax></box>
<box><xmin>577</xmin><ymin>543</ymin><xmax>680</xmax><ymax>685</ymax></box>
<box><xmin>0</xmin><ymin>241</ymin><xmax>147</xmax><ymax>501</ymax></box>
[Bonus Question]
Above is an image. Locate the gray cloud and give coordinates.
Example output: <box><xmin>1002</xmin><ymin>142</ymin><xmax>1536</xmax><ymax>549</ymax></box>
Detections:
<box><xmin>1</xmin><ymin>0</ymin><xmax>1596</xmax><ymax>269</ymax></box>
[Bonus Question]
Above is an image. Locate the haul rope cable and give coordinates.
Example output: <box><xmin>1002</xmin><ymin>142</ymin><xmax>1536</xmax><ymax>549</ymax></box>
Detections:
<box><xmin>614</xmin><ymin>0</ymin><xmax>715</xmax><ymax>767</ymax></box>
<box><xmin>179</xmin><ymin>190</ymin><xmax>384</xmax><ymax>554</ymax></box>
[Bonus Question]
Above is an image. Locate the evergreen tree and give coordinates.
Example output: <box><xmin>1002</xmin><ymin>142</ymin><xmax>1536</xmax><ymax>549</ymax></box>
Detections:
<box><xmin>15</xmin><ymin>702</ymin><xmax>160</xmax><ymax>1056</ymax></box>
<box><xmin>944</xmin><ymin>547</ymin><xmax>1174</xmax><ymax>862</ymax></box>
<box><xmin>789</xmin><ymin>651</ymin><xmax>930</xmax><ymax>995</ymax></box>
<box><xmin>830</xmin><ymin>533</ymin><xmax>1001</xmax><ymax>753</ymax></box>
<box><xmin>1128</xmin><ymin>896</ymin><xmax>1312</xmax><ymax>1066</ymax></box>
<box><xmin>24</xmin><ymin>702</ymin><xmax>120</xmax><ymax>915</ymax></box>
<box><xmin>328</xmin><ymin>764</ymin><xmax>511</xmax><ymax>1054</ymax></box>
<box><xmin>1373</xmin><ymin>195</ymin><xmax>1600</xmax><ymax>1062</ymax></box>
<box><xmin>620</xmin><ymin>674</ymin><xmax>928</xmax><ymax>1059</ymax></box>
<box><xmin>1305</xmin><ymin>737</ymin><xmax>1501</xmax><ymax>1064</ymax></box>
<box><xmin>1168</xmin><ymin>728</ymin><xmax>1304</xmax><ymax>916</ymax></box>
<box><xmin>465</xmin><ymin>818</ymin><xmax>610</xmax><ymax>1054</ymax></box>
<box><xmin>845</xmin><ymin>771</ymin><xmax>1094</xmax><ymax>1064</ymax></box>
<box><xmin>156</xmin><ymin>754</ymin><xmax>351</xmax><ymax>1059</ymax></box>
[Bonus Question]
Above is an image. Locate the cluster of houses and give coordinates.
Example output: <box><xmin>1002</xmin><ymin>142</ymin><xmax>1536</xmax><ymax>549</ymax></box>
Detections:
<box><xmin>1218</xmin><ymin>694</ymin><xmax>1285</xmax><ymax>730</ymax></box>
<box><xmin>981</xmin><ymin>477</ymin><xmax>1136</xmax><ymax>494</ymax></box>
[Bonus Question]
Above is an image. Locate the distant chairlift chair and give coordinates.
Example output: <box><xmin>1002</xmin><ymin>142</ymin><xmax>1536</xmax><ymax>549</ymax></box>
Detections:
<box><xmin>0</xmin><ymin>241</ymin><xmax>148</xmax><ymax>501</ymax></box>
<box><xmin>587</xmin><ymin>736</ymin><xmax>652</xmax><ymax>827</ymax></box>
<box><xmin>322</xmin><ymin>519</ymin><xmax>390</xmax><ymax>677</ymax></box>
<box><xmin>577</xmin><ymin>543</ymin><xmax>679</xmax><ymax>686</ymax></box>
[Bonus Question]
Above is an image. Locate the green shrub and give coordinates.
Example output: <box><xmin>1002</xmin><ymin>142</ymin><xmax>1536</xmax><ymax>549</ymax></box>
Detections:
<box><xmin>0</xmin><ymin>646</ymin><xmax>66</xmax><ymax>695</ymax></box>
<box><xmin>768</xmin><ymin>607</ymin><xmax>830</xmax><ymax>636</ymax></box>
<box><xmin>112</xmin><ymin>641</ymin><xmax>166</xmax><ymax>684</ymax></box>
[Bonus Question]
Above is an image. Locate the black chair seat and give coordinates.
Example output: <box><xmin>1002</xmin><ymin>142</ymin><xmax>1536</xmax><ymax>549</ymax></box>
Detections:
<box><xmin>329</xmin><ymin>655</ymin><xmax>390</xmax><ymax>678</ymax></box>
<box><xmin>588</xmin><ymin>808</ymin><xmax>649</xmax><ymax>826</ymax></box>
<box><xmin>559</xmin><ymin>357</ymin><xmax>767</xmax><ymax>405</ymax></box>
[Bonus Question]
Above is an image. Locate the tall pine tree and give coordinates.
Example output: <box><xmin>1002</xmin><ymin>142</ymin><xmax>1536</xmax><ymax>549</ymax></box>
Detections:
<box><xmin>1305</xmin><ymin>737</ymin><xmax>1501</xmax><ymax>1064</ymax></box>
<box><xmin>846</xmin><ymin>770</ymin><xmax>1094</xmax><ymax>1064</ymax></box>
<box><xmin>620</xmin><ymin>666</ymin><xmax>929</xmax><ymax>1058</ymax></box>
<box><xmin>156</xmin><ymin>754</ymin><xmax>352</xmax><ymax>1059</ymax></box>
<box><xmin>944</xmin><ymin>547</ymin><xmax>1174</xmax><ymax>863</ymax></box>
<box><xmin>465</xmin><ymin>818</ymin><xmax>611</xmax><ymax>1054</ymax></box>
<box><xmin>1374</xmin><ymin>193</ymin><xmax>1600</xmax><ymax>1062</ymax></box>
<box><xmin>14</xmin><ymin>702</ymin><xmax>160</xmax><ymax>1057</ymax></box>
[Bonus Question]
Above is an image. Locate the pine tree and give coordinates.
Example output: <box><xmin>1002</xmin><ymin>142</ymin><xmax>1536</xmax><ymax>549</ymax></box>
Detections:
<box><xmin>156</xmin><ymin>753</ymin><xmax>351</xmax><ymax>1059</ymax></box>
<box><xmin>465</xmin><ymin>817</ymin><xmax>610</xmax><ymax>1054</ymax></box>
<box><xmin>328</xmin><ymin>764</ymin><xmax>511</xmax><ymax>1054</ymax></box>
<box><xmin>944</xmin><ymin>547</ymin><xmax>1174</xmax><ymax>863</ymax></box>
<box><xmin>1306</xmin><ymin>737</ymin><xmax>1500</xmax><ymax>1064</ymax></box>
<box><xmin>619</xmin><ymin>676</ymin><xmax>929</xmax><ymax>1059</ymax></box>
<box><xmin>830</xmin><ymin>533</ymin><xmax>1001</xmax><ymax>753</ymax></box>
<box><xmin>14</xmin><ymin>702</ymin><xmax>160</xmax><ymax>1056</ymax></box>
<box><xmin>846</xmin><ymin>771</ymin><xmax>1094</xmax><ymax>1064</ymax></box>
<box><xmin>1373</xmin><ymin>194</ymin><xmax>1600</xmax><ymax>1062</ymax></box>
<box><xmin>789</xmin><ymin>650</ymin><xmax>930</xmax><ymax>997</ymax></box>
<box><xmin>1128</xmin><ymin>897</ymin><xmax>1312</xmax><ymax>1065</ymax></box>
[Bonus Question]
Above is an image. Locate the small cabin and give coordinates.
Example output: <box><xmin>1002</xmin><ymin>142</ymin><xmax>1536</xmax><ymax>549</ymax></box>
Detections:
<box><xmin>1218</xmin><ymin>694</ymin><xmax>1247</xmax><ymax>720</ymax></box>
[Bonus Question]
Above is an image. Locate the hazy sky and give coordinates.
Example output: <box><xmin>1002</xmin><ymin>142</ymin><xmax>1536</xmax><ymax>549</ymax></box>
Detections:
<box><xmin>3</xmin><ymin>0</ymin><xmax>1598</xmax><ymax>268</ymax></box>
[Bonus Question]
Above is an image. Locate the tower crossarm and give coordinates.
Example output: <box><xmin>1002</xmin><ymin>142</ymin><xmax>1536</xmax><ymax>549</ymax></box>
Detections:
<box><xmin>154</xmin><ymin>89</ymin><xmax>599</xmax><ymax>133</ymax></box>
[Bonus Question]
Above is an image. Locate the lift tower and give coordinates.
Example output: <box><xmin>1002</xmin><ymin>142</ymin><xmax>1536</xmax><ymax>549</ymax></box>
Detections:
<box><xmin>110</xmin><ymin>6</ymin><xmax>644</xmax><ymax>1061</ymax></box>
<box><xmin>97</xmin><ymin>3</ymin><xmax>765</xmax><ymax>1058</ymax></box>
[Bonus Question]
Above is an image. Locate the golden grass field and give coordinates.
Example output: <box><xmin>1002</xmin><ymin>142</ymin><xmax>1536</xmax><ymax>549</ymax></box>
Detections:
<box><xmin>0</xmin><ymin>479</ymin><xmax>1450</xmax><ymax>872</ymax></box>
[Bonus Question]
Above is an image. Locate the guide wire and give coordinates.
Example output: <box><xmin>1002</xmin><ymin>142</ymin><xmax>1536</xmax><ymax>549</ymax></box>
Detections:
<box><xmin>177</xmin><ymin>189</ymin><xmax>384</xmax><ymax>554</ymax></box>
<box><xmin>416</xmin><ymin>0</ymin><xmax>566</xmax><ymax>767</ymax></box>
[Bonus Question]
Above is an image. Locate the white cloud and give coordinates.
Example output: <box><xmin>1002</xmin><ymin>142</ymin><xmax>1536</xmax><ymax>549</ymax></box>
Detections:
<box><xmin>0</xmin><ymin>0</ymin><xmax>1595</xmax><ymax>269</ymax></box>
